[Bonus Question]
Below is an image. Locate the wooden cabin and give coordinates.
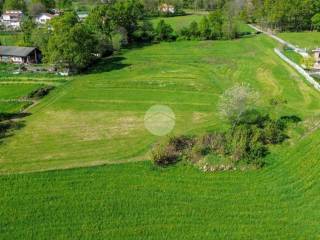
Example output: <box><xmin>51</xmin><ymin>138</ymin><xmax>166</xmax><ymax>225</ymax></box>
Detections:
<box><xmin>0</xmin><ymin>46</ymin><xmax>41</xmax><ymax>64</ymax></box>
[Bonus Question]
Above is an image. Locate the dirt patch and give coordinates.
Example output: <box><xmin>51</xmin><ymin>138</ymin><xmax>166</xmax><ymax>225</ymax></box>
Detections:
<box><xmin>256</xmin><ymin>67</ymin><xmax>282</xmax><ymax>95</ymax></box>
<box><xmin>192</xmin><ymin>112</ymin><xmax>210</xmax><ymax>123</ymax></box>
<box><xmin>33</xmin><ymin>110</ymin><xmax>144</xmax><ymax>141</ymax></box>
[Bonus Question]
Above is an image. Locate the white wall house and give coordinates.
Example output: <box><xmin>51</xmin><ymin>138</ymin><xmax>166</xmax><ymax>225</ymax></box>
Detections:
<box><xmin>35</xmin><ymin>13</ymin><xmax>55</xmax><ymax>24</ymax></box>
<box><xmin>1</xmin><ymin>10</ymin><xmax>23</xmax><ymax>30</ymax></box>
<box><xmin>159</xmin><ymin>3</ymin><xmax>175</xmax><ymax>14</ymax></box>
<box><xmin>77</xmin><ymin>12</ymin><xmax>88</xmax><ymax>21</ymax></box>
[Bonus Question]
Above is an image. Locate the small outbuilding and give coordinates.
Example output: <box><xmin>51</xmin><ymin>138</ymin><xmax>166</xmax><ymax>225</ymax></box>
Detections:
<box><xmin>0</xmin><ymin>46</ymin><xmax>41</xmax><ymax>64</ymax></box>
<box><xmin>313</xmin><ymin>48</ymin><xmax>320</xmax><ymax>70</ymax></box>
<box><xmin>35</xmin><ymin>13</ymin><xmax>55</xmax><ymax>24</ymax></box>
<box><xmin>159</xmin><ymin>3</ymin><xmax>175</xmax><ymax>14</ymax></box>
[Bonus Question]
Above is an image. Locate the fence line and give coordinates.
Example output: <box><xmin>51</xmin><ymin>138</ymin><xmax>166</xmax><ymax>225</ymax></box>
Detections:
<box><xmin>249</xmin><ymin>24</ymin><xmax>309</xmax><ymax>57</ymax></box>
<box><xmin>274</xmin><ymin>48</ymin><xmax>320</xmax><ymax>91</ymax></box>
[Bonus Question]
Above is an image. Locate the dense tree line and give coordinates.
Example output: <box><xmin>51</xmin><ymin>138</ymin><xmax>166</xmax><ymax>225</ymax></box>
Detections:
<box><xmin>240</xmin><ymin>0</ymin><xmax>320</xmax><ymax>31</ymax></box>
<box><xmin>180</xmin><ymin>9</ymin><xmax>239</xmax><ymax>40</ymax></box>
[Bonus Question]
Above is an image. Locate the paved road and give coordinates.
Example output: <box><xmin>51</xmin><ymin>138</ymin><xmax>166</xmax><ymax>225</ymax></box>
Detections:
<box><xmin>248</xmin><ymin>24</ymin><xmax>320</xmax><ymax>91</ymax></box>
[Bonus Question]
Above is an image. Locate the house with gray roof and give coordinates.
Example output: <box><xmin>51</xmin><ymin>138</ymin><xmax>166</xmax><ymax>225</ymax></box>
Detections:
<box><xmin>1</xmin><ymin>10</ymin><xmax>23</xmax><ymax>29</ymax></box>
<box><xmin>0</xmin><ymin>46</ymin><xmax>41</xmax><ymax>64</ymax></box>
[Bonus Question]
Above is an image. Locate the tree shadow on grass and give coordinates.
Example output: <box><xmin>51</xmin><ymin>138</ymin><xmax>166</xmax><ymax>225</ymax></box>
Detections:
<box><xmin>85</xmin><ymin>56</ymin><xmax>131</xmax><ymax>74</ymax></box>
<box><xmin>0</xmin><ymin>112</ymin><xmax>30</xmax><ymax>145</ymax></box>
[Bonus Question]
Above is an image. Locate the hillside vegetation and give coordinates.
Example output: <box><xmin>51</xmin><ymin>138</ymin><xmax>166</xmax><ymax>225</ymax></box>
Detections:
<box><xmin>1</xmin><ymin>35</ymin><xmax>319</xmax><ymax>173</ymax></box>
<box><xmin>1</xmin><ymin>34</ymin><xmax>320</xmax><ymax>239</ymax></box>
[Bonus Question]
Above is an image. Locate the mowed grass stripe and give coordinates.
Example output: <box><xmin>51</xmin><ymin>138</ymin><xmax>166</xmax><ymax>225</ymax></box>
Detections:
<box><xmin>0</xmin><ymin>35</ymin><xmax>320</xmax><ymax>239</ymax></box>
<box><xmin>1</xmin><ymin>36</ymin><xmax>320</xmax><ymax>173</ymax></box>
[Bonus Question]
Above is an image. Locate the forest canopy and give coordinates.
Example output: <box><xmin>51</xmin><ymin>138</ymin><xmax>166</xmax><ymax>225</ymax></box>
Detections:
<box><xmin>240</xmin><ymin>0</ymin><xmax>320</xmax><ymax>31</ymax></box>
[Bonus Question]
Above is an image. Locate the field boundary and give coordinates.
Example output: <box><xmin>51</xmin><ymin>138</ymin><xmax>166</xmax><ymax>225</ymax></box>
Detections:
<box><xmin>274</xmin><ymin>48</ymin><xmax>320</xmax><ymax>91</ymax></box>
<box><xmin>248</xmin><ymin>24</ymin><xmax>309</xmax><ymax>57</ymax></box>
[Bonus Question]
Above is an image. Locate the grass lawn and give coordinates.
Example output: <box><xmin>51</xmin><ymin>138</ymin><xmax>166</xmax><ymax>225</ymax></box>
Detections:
<box><xmin>0</xmin><ymin>64</ymin><xmax>68</xmax><ymax>113</ymax></box>
<box><xmin>0</xmin><ymin>84</ymin><xmax>42</xmax><ymax>112</ymax></box>
<box><xmin>283</xmin><ymin>49</ymin><xmax>303</xmax><ymax>65</ymax></box>
<box><xmin>2</xmin><ymin>35</ymin><xmax>320</xmax><ymax>173</ymax></box>
<box><xmin>278</xmin><ymin>32</ymin><xmax>320</xmax><ymax>50</ymax></box>
<box><xmin>1</xmin><ymin>34</ymin><xmax>320</xmax><ymax>239</ymax></box>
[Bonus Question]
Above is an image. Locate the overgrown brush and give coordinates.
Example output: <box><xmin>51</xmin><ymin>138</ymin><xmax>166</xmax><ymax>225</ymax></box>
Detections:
<box><xmin>151</xmin><ymin>111</ymin><xmax>300</xmax><ymax>172</ymax></box>
<box><xmin>151</xmin><ymin>135</ymin><xmax>195</xmax><ymax>166</ymax></box>
<box><xmin>27</xmin><ymin>86</ymin><xmax>54</xmax><ymax>99</ymax></box>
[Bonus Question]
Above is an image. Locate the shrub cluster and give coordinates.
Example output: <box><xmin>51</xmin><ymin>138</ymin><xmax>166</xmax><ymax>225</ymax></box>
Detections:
<box><xmin>0</xmin><ymin>115</ymin><xmax>24</xmax><ymax>142</ymax></box>
<box><xmin>151</xmin><ymin>111</ymin><xmax>300</xmax><ymax>171</ymax></box>
<box><xmin>27</xmin><ymin>86</ymin><xmax>54</xmax><ymax>99</ymax></box>
<box><xmin>151</xmin><ymin>135</ymin><xmax>195</xmax><ymax>166</ymax></box>
<box><xmin>179</xmin><ymin>11</ymin><xmax>240</xmax><ymax>40</ymax></box>
<box><xmin>139</xmin><ymin>11</ymin><xmax>241</xmax><ymax>43</ymax></box>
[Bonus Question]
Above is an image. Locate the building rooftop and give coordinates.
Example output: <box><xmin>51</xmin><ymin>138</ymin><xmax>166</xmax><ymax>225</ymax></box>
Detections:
<box><xmin>3</xmin><ymin>10</ymin><xmax>23</xmax><ymax>17</ymax></box>
<box><xmin>0</xmin><ymin>46</ymin><xmax>37</xmax><ymax>57</ymax></box>
<box><xmin>37</xmin><ymin>13</ymin><xmax>54</xmax><ymax>18</ymax></box>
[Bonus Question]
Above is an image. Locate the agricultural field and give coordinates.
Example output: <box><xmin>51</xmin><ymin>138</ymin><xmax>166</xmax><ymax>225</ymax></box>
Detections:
<box><xmin>0</xmin><ymin>64</ymin><xmax>67</xmax><ymax>113</ymax></box>
<box><xmin>1</xmin><ymin>32</ymin><xmax>320</xmax><ymax>239</ymax></box>
<box><xmin>278</xmin><ymin>32</ymin><xmax>320</xmax><ymax>50</ymax></box>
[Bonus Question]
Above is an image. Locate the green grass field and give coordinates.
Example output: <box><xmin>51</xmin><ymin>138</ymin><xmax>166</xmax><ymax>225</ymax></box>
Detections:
<box><xmin>1</xmin><ymin>32</ymin><xmax>320</xmax><ymax>238</ymax></box>
<box><xmin>283</xmin><ymin>49</ymin><xmax>303</xmax><ymax>65</ymax></box>
<box><xmin>278</xmin><ymin>32</ymin><xmax>320</xmax><ymax>50</ymax></box>
<box><xmin>0</xmin><ymin>64</ymin><xmax>68</xmax><ymax>113</ymax></box>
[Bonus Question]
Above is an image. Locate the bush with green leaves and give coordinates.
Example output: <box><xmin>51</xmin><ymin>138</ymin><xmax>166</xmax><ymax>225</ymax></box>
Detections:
<box><xmin>179</xmin><ymin>11</ymin><xmax>240</xmax><ymax>41</ymax></box>
<box><xmin>27</xmin><ymin>86</ymin><xmax>54</xmax><ymax>99</ymax></box>
<box><xmin>132</xmin><ymin>21</ymin><xmax>155</xmax><ymax>43</ymax></box>
<box><xmin>179</xmin><ymin>21</ymin><xmax>200</xmax><ymax>40</ymax></box>
<box><xmin>155</xmin><ymin>20</ymin><xmax>176</xmax><ymax>41</ymax></box>
<box><xmin>312</xmin><ymin>13</ymin><xmax>320</xmax><ymax>31</ymax></box>
<box><xmin>151</xmin><ymin>135</ymin><xmax>195</xmax><ymax>166</ymax></box>
<box><xmin>199</xmin><ymin>16</ymin><xmax>212</xmax><ymax>40</ymax></box>
<box><xmin>151</xmin><ymin>111</ymin><xmax>298</xmax><ymax>170</ymax></box>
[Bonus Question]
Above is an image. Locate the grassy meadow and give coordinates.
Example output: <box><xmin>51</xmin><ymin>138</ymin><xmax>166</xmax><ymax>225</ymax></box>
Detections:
<box><xmin>283</xmin><ymin>49</ymin><xmax>303</xmax><ymax>65</ymax></box>
<box><xmin>1</xmin><ymin>20</ymin><xmax>320</xmax><ymax>239</ymax></box>
<box><xmin>278</xmin><ymin>32</ymin><xmax>320</xmax><ymax>50</ymax></box>
<box><xmin>0</xmin><ymin>64</ymin><xmax>68</xmax><ymax>113</ymax></box>
<box><xmin>2</xmin><ymin>35</ymin><xmax>319</xmax><ymax>173</ymax></box>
